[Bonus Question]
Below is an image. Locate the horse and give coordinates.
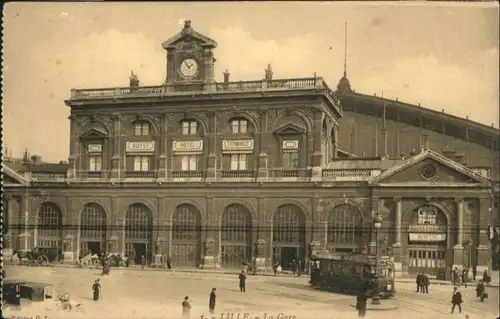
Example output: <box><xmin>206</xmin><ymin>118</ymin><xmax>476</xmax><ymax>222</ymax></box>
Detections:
<box><xmin>10</xmin><ymin>250</ymin><xmax>32</xmax><ymax>265</ymax></box>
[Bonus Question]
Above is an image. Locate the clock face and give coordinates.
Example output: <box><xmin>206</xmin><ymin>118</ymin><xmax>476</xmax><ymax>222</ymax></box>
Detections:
<box><xmin>180</xmin><ymin>58</ymin><xmax>199</xmax><ymax>78</ymax></box>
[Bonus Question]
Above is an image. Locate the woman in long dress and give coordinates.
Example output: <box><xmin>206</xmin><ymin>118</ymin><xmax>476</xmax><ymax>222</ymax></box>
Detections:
<box><xmin>92</xmin><ymin>279</ymin><xmax>101</xmax><ymax>301</ymax></box>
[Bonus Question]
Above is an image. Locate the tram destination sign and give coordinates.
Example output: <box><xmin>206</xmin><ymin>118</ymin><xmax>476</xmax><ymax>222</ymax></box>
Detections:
<box><xmin>409</xmin><ymin>233</ymin><xmax>446</xmax><ymax>242</ymax></box>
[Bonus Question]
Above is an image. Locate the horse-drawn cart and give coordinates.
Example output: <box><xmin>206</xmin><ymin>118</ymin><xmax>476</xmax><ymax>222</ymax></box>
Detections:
<box><xmin>11</xmin><ymin>247</ymin><xmax>58</xmax><ymax>266</ymax></box>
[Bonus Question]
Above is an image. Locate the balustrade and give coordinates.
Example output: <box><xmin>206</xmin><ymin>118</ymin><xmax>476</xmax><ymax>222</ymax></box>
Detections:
<box><xmin>221</xmin><ymin>170</ymin><xmax>254</xmax><ymax>179</ymax></box>
<box><xmin>124</xmin><ymin>171</ymin><xmax>158</xmax><ymax>179</ymax></box>
<box><xmin>70</xmin><ymin>77</ymin><xmax>328</xmax><ymax>100</ymax></box>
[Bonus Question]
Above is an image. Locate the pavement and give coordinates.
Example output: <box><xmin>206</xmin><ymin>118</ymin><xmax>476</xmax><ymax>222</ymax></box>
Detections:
<box><xmin>33</xmin><ymin>261</ymin><xmax>500</xmax><ymax>288</ymax></box>
<box><xmin>3</xmin><ymin>265</ymin><xmax>498</xmax><ymax>319</ymax></box>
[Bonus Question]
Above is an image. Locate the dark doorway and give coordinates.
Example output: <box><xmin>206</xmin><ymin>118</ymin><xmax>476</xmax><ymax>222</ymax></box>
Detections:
<box><xmin>87</xmin><ymin>241</ymin><xmax>101</xmax><ymax>255</ymax></box>
<box><xmin>280</xmin><ymin>247</ymin><xmax>298</xmax><ymax>270</ymax></box>
<box><xmin>133</xmin><ymin>243</ymin><xmax>147</xmax><ymax>265</ymax></box>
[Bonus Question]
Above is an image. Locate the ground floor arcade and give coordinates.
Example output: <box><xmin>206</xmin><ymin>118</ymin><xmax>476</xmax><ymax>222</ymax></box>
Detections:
<box><xmin>3</xmin><ymin>194</ymin><xmax>496</xmax><ymax>279</ymax></box>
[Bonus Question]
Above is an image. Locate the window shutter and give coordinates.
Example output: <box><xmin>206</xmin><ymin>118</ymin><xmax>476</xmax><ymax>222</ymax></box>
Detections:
<box><xmin>190</xmin><ymin>121</ymin><xmax>197</xmax><ymax>135</ymax></box>
<box><xmin>134</xmin><ymin>124</ymin><xmax>141</xmax><ymax>136</ymax></box>
<box><xmin>133</xmin><ymin>156</ymin><xmax>141</xmax><ymax>171</ymax></box>
<box><xmin>240</xmin><ymin>120</ymin><xmax>247</xmax><ymax>133</ymax></box>
<box><xmin>239</xmin><ymin>154</ymin><xmax>247</xmax><ymax>170</ymax></box>
<box><xmin>142</xmin><ymin>123</ymin><xmax>149</xmax><ymax>136</ymax></box>
<box><xmin>230</xmin><ymin>154</ymin><xmax>238</xmax><ymax>170</ymax></box>
<box><xmin>181</xmin><ymin>156</ymin><xmax>189</xmax><ymax>171</ymax></box>
<box><xmin>173</xmin><ymin>155</ymin><xmax>182</xmax><ymax>171</ymax></box>
<box><xmin>189</xmin><ymin>155</ymin><xmax>196</xmax><ymax>171</ymax></box>
<box><xmin>141</xmin><ymin>156</ymin><xmax>149</xmax><ymax>171</ymax></box>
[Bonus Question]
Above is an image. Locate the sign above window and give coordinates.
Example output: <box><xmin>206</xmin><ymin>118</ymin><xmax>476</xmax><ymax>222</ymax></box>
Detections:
<box><xmin>408</xmin><ymin>233</ymin><xmax>446</xmax><ymax>242</ymax></box>
<box><xmin>173</xmin><ymin>140</ymin><xmax>203</xmax><ymax>153</ymax></box>
<box><xmin>126</xmin><ymin>141</ymin><xmax>155</xmax><ymax>153</ymax></box>
<box><xmin>87</xmin><ymin>144</ymin><xmax>102</xmax><ymax>153</ymax></box>
<box><xmin>222</xmin><ymin>139</ymin><xmax>254</xmax><ymax>153</ymax></box>
<box><xmin>282</xmin><ymin>140</ymin><xmax>299</xmax><ymax>150</ymax></box>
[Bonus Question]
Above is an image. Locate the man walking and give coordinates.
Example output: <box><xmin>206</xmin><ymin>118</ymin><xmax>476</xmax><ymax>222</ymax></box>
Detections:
<box><xmin>239</xmin><ymin>270</ymin><xmax>247</xmax><ymax>292</ymax></box>
<box><xmin>182</xmin><ymin>296</ymin><xmax>191</xmax><ymax>319</ymax></box>
<box><xmin>416</xmin><ymin>273</ymin><xmax>422</xmax><ymax>293</ymax></box>
<box><xmin>356</xmin><ymin>288</ymin><xmax>367</xmax><ymax>317</ymax></box>
<box><xmin>209</xmin><ymin>288</ymin><xmax>216</xmax><ymax>314</ymax></box>
<box><xmin>450</xmin><ymin>287</ymin><xmax>463</xmax><ymax>314</ymax></box>
<box><xmin>92</xmin><ymin>279</ymin><xmax>101</xmax><ymax>301</ymax></box>
<box><xmin>422</xmin><ymin>273</ymin><xmax>430</xmax><ymax>294</ymax></box>
<box><xmin>141</xmin><ymin>255</ymin><xmax>146</xmax><ymax>270</ymax></box>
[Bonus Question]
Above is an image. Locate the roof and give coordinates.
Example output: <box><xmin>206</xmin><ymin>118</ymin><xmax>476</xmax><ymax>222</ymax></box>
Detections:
<box><xmin>21</xmin><ymin>282</ymin><xmax>54</xmax><ymax>289</ymax></box>
<box><xmin>343</xmin><ymin>91</ymin><xmax>499</xmax><ymax>137</ymax></box>
<box><xmin>162</xmin><ymin>21</ymin><xmax>217</xmax><ymax>49</ymax></box>
<box><xmin>326</xmin><ymin>158</ymin><xmax>406</xmax><ymax>170</ymax></box>
<box><xmin>369</xmin><ymin>148</ymin><xmax>491</xmax><ymax>186</ymax></box>
<box><xmin>3</xmin><ymin>161</ymin><xmax>69</xmax><ymax>173</ymax></box>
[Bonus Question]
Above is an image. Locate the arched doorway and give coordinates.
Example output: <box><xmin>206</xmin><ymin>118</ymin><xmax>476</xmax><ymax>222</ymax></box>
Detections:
<box><xmin>171</xmin><ymin>204</ymin><xmax>202</xmax><ymax>267</ymax></box>
<box><xmin>220</xmin><ymin>204</ymin><xmax>252</xmax><ymax>268</ymax></box>
<box><xmin>37</xmin><ymin>202</ymin><xmax>63</xmax><ymax>249</ymax></box>
<box><xmin>272</xmin><ymin>204</ymin><xmax>306</xmax><ymax>271</ymax></box>
<box><xmin>80</xmin><ymin>203</ymin><xmax>107</xmax><ymax>256</ymax></box>
<box><xmin>406</xmin><ymin>204</ymin><xmax>448</xmax><ymax>277</ymax></box>
<box><xmin>124</xmin><ymin>203</ymin><xmax>153</xmax><ymax>265</ymax></box>
<box><xmin>327</xmin><ymin>204</ymin><xmax>363</xmax><ymax>253</ymax></box>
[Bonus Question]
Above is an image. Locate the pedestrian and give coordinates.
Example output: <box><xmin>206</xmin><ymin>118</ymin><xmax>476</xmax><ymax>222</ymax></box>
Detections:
<box><xmin>291</xmin><ymin>258</ymin><xmax>296</xmax><ymax>276</ymax></box>
<box><xmin>355</xmin><ymin>288</ymin><xmax>367</xmax><ymax>317</ymax></box>
<box><xmin>472</xmin><ymin>266</ymin><xmax>477</xmax><ymax>281</ymax></box>
<box><xmin>475</xmin><ymin>280</ymin><xmax>486</xmax><ymax>302</ymax></box>
<box><xmin>141</xmin><ymin>255</ymin><xmax>146</xmax><ymax>270</ymax></box>
<box><xmin>452</xmin><ymin>267</ymin><xmax>459</xmax><ymax>286</ymax></box>
<box><xmin>462</xmin><ymin>268</ymin><xmax>468</xmax><ymax>288</ymax></box>
<box><xmin>297</xmin><ymin>260</ymin><xmax>302</xmax><ymax>277</ymax></box>
<box><xmin>416</xmin><ymin>273</ymin><xmax>422</xmax><ymax>293</ymax></box>
<box><xmin>182</xmin><ymin>296</ymin><xmax>191</xmax><ymax>319</ymax></box>
<box><xmin>239</xmin><ymin>270</ymin><xmax>247</xmax><ymax>292</ymax></box>
<box><xmin>92</xmin><ymin>279</ymin><xmax>101</xmax><ymax>301</ymax></box>
<box><xmin>209</xmin><ymin>288</ymin><xmax>216</xmax><ymax>314</ymax></box>
<box><xmin>272</xmin><ymin>262</ymin><xmax>278</xmax><ymax>276</ymax></box>
<box><xmin>167</xmin><ymin>256</ymin><xmax>172</xmax><ymax>271</ymax></box>
<box><xmin>422</xmin><ymin>273</ymin><xmax>430</xmax><ymax>294</ymax></box>
<box><xmin>450</xmin><ymin>287</ymin><xmax>463</xmax><ymax>314</ymax></box>
<box><xmin>483</xmin><ymin>270</ymin><xmax>491</xmax><ymax>286</ymax></box>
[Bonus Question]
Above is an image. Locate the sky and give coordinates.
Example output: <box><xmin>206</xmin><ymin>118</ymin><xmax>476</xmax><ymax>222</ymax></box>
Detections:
<box><xmin>2</xmin><ymin>2</ymin><xmax>499</xmax><ymax>162</ymax></box>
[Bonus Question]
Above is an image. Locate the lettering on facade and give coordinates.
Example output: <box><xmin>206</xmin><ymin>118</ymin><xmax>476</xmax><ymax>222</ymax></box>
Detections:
<box><xmin>222</xmin><ymin>139</ymin><xmax>254</xmax><ymax>153</ymax></box>
<box><xmin>173</xmin><ymin>140</ymin><xmax>203</xmax><ymax>153</ymax></box>
<box><xmin>408</xmin><ymin>233</ymin><xmax>446</xmax><ymax>242</ymax></box>
<box><xmin>126</xmin><ymin>141</ymin><xmax>155</xmax><ymax>153</ymax></box>
<box><xmin>87</xmin><ymin>144</ymin><xmax>102</xmax><ymax>153</ymax></box>
<box><xmin>282</xmin><ymin>140</ymin><xmax>299</xmax><ymax>150</ymax></box>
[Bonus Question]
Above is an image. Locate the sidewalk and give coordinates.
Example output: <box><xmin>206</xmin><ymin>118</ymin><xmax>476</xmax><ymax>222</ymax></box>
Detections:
<box><xmin>8</xmin><ymin>262</ymin><xmax>500</xmax><ymax>288</ymax></box>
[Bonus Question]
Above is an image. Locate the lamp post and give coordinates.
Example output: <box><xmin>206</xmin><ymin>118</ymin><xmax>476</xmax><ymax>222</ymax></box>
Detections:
<box><xmin>371</xmin><ymin>213</ymin><xmax>383</xmax><ymax>305</ymax></box>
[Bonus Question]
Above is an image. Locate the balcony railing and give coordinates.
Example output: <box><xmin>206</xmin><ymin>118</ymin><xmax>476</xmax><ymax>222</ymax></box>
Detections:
<box><xmin>408</xmin><ymin>224</ymin><xmax>447</xmax><ymax>233</ymax></box>
<box><xmin>171</xmin><ymin>170</ymin><xmax>204</xmax><ymax>181</ymax></box>
<box><xmin>25</xmin><ymin>168</ymin><xmax>388</xmax><ymax>183</ymax></box>
<box><xmin>221</xmin><ymin>170</ymin><xmax>254</xmax><ymax>179</ymax></box>
<box><xmin>322</xmin><ymin>169</ymin><xmax>377</xmax><ymax>181</ymax></box>
<box><xmin>69</xmin><ymin>77</ymin><xmax>330</xmax><ymax>100</ymax></box>
<box><xmin>124</xmin><ymin>171</ymin><xmax>158</xmax><ymax>179</ymax></box>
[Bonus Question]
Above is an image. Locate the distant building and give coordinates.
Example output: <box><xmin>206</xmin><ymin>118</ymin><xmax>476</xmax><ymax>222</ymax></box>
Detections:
<box><xmin>3</xmin><ymin>21</ymin><xmax>499</xmax><ymax>278</ymax></box>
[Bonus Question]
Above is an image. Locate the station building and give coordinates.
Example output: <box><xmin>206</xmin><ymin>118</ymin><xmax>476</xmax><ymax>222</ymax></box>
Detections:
<box><xmin>3</xmin><ymin>21</ymin><xmax>499</xmax><ymax>278</ymax></box>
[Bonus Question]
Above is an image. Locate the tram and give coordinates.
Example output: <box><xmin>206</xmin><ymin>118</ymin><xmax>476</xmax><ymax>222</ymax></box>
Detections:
<box><xmin>309</xmin><ymin>251</ymin><xmax>395</xmax><ymax>298</ymax></box>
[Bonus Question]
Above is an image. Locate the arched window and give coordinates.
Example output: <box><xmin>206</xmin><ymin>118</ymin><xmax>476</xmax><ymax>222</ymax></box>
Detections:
<box><xmin>181</xmin><ymin>120</ymin><xmax>198</xmax><ymax>135</ymax></box>
<box><xmin>124</xmin><ymin>203</ymin><xmax>153</xmax><ymax>241</ymax></box>
<box><xmin>230</xmin><ymin>118</ymin><xmax>248</xmax><ymax>134</ymax></box>
<box><xmin>80</xmin><ymin>203</ymin><xmax>107</xmax><ymax>254</ymax></box>
<box><xmin>273</xmin><ymin>204</ymin><xmax>305</xmax><ymax>244</ymax></box>
<box><xmin>38</xmin><ymin>202</ymin><xmax>63</xmax><ymax>248</ymax></box>
<box><xmin>172</xmin><ymin>204</ymin><xmax>201</xmax><ymax>241</ymax></box>
<box><xmin>417</xmin><ymin>205</ymin><xmax>438</xmax><ymax>225</ymax></box>
<box><xmin>221</xmin><ymin>204</ymin><xmax>251</xmax><ymax>242</ymax></box>
<box><xmin>327</xmin><ymin>205</ymin><xmax>362</xmax><ymax>245</ymax></box>
<box><xmin>133</xmin><ymin>121</ymin><xmax>150</xmax><ymax>136</ymax></box>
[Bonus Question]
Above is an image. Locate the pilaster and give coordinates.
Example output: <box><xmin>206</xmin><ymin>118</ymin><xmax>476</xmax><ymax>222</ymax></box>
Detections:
<box><xmin>311</xmin><ymin>110</ymin><xmax>324</xmax><ymax>181</ymax></box>
<box><xmin>67</xmin><ymin>115</ymin><xmax>77</xmax><ymax>178</ymax></box>
<box><xmin>477</xmin><ymin>196</ymin><xmax>492</xmax><ymax>273</ymax></box>
<box><xmin>158</xmin><ymin>113</ymin><xmax>168</xmax><ymax>179</ymax></box>
<box><xmin>392</xmin><ymin>197</ymin><xmax>403</xmax><ymax>277</ymax></box>
<box><xmin>207</xmin><ymin>113</ymin><xmax>217</xmax><ymax>180</ymax></box>
<box><xmin>257</xmin><ymin>111</ymin><xmax>269</xmax><ymax>180</ymax></box>
<box><xmin>452</xmin><ymin>197</ymin><xmax>465</xmax><ymax>269</ymax></box>
<box><xmin>111</xmin><ymin>113</ymin><xmax>122</xmax><ymax>179</ymax></box>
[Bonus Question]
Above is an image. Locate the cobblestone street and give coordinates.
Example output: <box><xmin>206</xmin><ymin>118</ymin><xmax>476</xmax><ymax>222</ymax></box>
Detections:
<box><xmin>3</xmin><ymin>265</ymin><xmax>499</xmax><ymax>319</ymax></box>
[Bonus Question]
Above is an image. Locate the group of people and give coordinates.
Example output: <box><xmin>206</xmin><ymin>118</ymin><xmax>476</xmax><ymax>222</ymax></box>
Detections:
<box><xmin>180</xmin><ymin>271</ymin><xmax>247</xmax><ymax>318</ymax></box>
<box><xmin>415</xmin><ymin>272</ymin><xmax>430</xmax><ymax>293</ymax></box>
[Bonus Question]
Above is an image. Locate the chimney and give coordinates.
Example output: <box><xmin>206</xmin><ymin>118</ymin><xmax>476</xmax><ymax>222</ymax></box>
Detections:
<box><xmin>129</xmin><ymin>71</ymin><xmax>140</xmax><ymax>87</ymax></box>
<box><xmin>265</xmin><ymin>64</ymin><xmax>273</xmax><ymax>81</ymax></box>
<box><xmin>423</xmin><ymin>135</ymin><xmax>430</xmax><ymax>150</ymax></box>
<box><xmin>23</xmin><ymin>148</ymin><xmax>29</xmax><ymax>163</ymax></box>
<box><xmin>31</xmin><ymin>155</ymin><xmax>42</xmax><ymax>165</ymax></box>
<box><xmin>223</xmin><ymin>69</ymin><xmax>230</xmax><ymax>84</ymax></box>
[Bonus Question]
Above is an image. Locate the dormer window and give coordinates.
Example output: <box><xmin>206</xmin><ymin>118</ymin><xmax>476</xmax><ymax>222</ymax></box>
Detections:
<box><xmin>231</xmin><ymin>119</ymin><xmax>247</xmax><ymax>134</ymax></box>
<box><xmin>182</xmin><ymin>121</ymin><xmax>197</xmax><ymax>135</ymax></box>
<box><xmin>134</xmin><ymin>122</ymin><xmax>150</xmax><ymax>136</ymax></box>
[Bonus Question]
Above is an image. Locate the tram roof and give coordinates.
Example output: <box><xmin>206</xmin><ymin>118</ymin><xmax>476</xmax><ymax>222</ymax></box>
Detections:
<box><xmin>311</xmin><ymin>251</ymin><xmax>392</xmax><ymax>264</ymax></box>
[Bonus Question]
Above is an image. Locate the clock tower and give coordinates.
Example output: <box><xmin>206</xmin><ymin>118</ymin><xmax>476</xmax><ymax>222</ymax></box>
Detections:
<box><xmin>162</xmin><ymin>20</ymin><xmax>218</xmax><ymax>85</ymax></box>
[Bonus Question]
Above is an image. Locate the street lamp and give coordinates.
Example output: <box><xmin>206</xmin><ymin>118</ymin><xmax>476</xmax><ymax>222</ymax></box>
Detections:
<box><xmin>371</xmin><ymin>213</ymin><xmax>383</xmax><ymax>305</ymax></box>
